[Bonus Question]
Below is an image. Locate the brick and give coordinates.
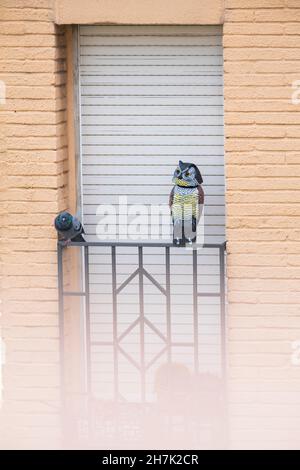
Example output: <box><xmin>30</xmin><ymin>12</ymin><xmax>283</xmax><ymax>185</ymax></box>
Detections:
<box><xmin>231</xmin><ymin>402</ymin><xmax>300</xmax><ymax>418</ymax></box>
<box><xmin>226</xmin><ymin>177</ymin><xmax>300</xmax><ymax>191</ymax></box>
<box><xmin>6</xmin><ymin>413</ymin><xmax>60</xmax><ymax>427</ymax></box>
<box><xmin>226</xmin><ymin>125</ymin><xmax>286</xmax><ymax>138</ymax></box>
<box><xmin>1</xmin><ymin>73</ymin><xmax>57</xmax><ymax>87</ymax></box>
<box><xmin>0</xmin><ymin>59</ymin><xmax>59</xmax><ymax>74</ymax></box>
<box><xmin>224</xmin><ymin>59</ymin><xmax>300</xmax><ymax>75</ymax></box>
<box><xmin>225</xmin><ymin>152</ymin><xmax>286</xmax><ymax>165</ymax></box>
<box><xmin>230</xmin><ymin>416</ymin><xmax>300</xmax><ymax>431</ymax></box>
<box><xmin>224</xmin><ymin>226</ymin><xmax>294</xmax><ymax>242</ymax></box>
<box><xmin>4</xmin><ymin>173</ymin><xmax>65</xmax><ymax>189</ymax></box>
<box><xmin>6</xmin><ymin>87</ymin><xmax>57</xmax><ymax>101</ymax></box>
<box><xmin>225</xmin><ymin>9</ymin><xmax>255</xmax><ymax>22</ymax></box>
<box><xmin>229</xmin><ymin>365</ymin><xmax>295</xmax><ymax>380</ymax></box>
<box><xmin>4</xmin><ymin>161</ymin><xmax>63</xmax><ymax>176</ymax></box>
<box><xmin>0</xmin><ymin>34</ymin><xmax>61</xmax><ymax>48</ymax></box>
<box><xmin>6</xmin><ymin>124</ymin><xmax>59</xmax><ymax>137</ymax></box>
<box><xmin>227</xmin><ymin>253</ymin><xmax>290</xmax><ymax>266</ymax></box>
<box><xmin>284</xmin><ymin>23</ymin><xmax>300</xmax><ymax>34</ymax></box>
<box><xmin>224</xmin><ymin>48</ymin><xmax>286</xmax><ymax>61</ymax></box>
<box><xmin>228</xmin><ymin>341</ymin><xmax>293</xmax><ymax>354</ymax></box>
<box><xmin>227</xmin><ymin>216</ymin><xmax>300</xmax><ymax>229</ymax></box>
<box><xmin>1</xmin><ymin>46</ymin><xmax>66</xmax><ymax>61</ymax></box>
<box><xmin>5</xmin><ymin>300</ymin><xmax>60</xmax><ymax>316</ymax></box>
<box><xmin>228</xmin><ymin>316</ymin><xmax>300</xmax><ymax>329</ymax></box>
<box><xmin>5</xmin><ymin>385</ymin><xmax>60</xmax><ymax>400</ymax></box>
<box><xmin>5</xmin><ymin>201</ymin><xmax>60</xmax><ymax>214</ymax></box>
<box><xmin>231</xmin><ymin>438</ymin><xmax>297</xmax><ymax>450</ymax></box>
<box><xmin>225</xmin><ymin>85</ymin><xmax>290</xmax><ymax>100</ymax></box>
<box><xmin>4</xmin><ymin>400</ymin><xmax>58</xmax><ymax>414</ymax></box>
<box><xmin>7</xmin><ymin>315</ymin><xmax>59</xmax><ymax>327</ymax></box>
<box><xmin>4</xmin><ymin>98</ymin><xmax>58</xmax><ymax>112</ymax></box>
<box><xmin>286</xmin><ymin>153</ymin><xmax>300</xmax><ymax>164</ymax></box>
<box><xmin>227</xmin><ymin>241</ymin><xmax>300</xmax><ymax>255</ymax></box>
<box><xmin>228</xmin><ymin>291</ymin><xmax>300</xmax><ymax>304</ymax></box>
<box><xmin>5</xmin><ymin>288</ymin><xmax>59</xmax><ymax>302</ymax></box>
<box><xmin>223</xmin><ymin>23</ymin><xmax>285</xmax><ymax>35</ymax></box>
<box><xmin>1</xmin><ymin>1</ymin><xmax>52</xmax><ymax>9</ymax></box>
<box><xmin>9</xmin><ymin>374</ymin><xmax>60</xmax><ymax>388</ymax></box>
<box><xmin>255</xmin><ymin>9</ymin><xmax>300</xmax><ymax>22</ymax></box>
<box><xmin>1</xmin><ymin>8</ymin><xmax>53</xmax><ymax>22</ymax></box>
<box><xmin>8</xmin><ymin>327</ymin><xmax>59</xmax><ymax>339</ymax></box>
<box><xmin>6</xmin><ymin>149</ymin><xmax>65</xmax><ymax>163</ymax></box>
<box><xmin>230</xmin><ymin>395</ymin><xmax>300</xmax><ymax>410</ymax></box>
<box><xmin>229</xmin><ymin>354</ymin><xmax>290</xmax><ymax>367</ymax></box>
<box><xmin>226</xmin><ymin>111</ymin><xmax>300</xmax><ymax>125</ymax></box>
<box><xmin>224</xmin><ymin>35</ymin><xmax>300</xmax><ymax>48</ymax></box>
<box><xmin>2</xmin><ymin>275</ymin><xmax>58</xmax><ymax>288</ymax></box>
<box><xmin>4</xmin><ymin>111</ymin><xmax>60</xmax><ymax>124</ymax></box>
<box><xmin>227</xmin><ymin>265</ymin><xmax>300</xmax><ymax>279</ymax></box>
<box><xmin>5</xmin><ymin>226</ymin><xmax>59</xmax><ymax>239</ymax></box>
<box><xmin>6</xmin><ymin>426</ymin><xmax>61</xmax><ymax>441</ymax></box>
<box><xmin>227</xmin><ymin>165</ymin><xmax>300</xmax><ymax>178</ymax></box>
<box><xmin>286</xmin><ymin>0</ymin><xmax>300</xmax><ymax>7</ymax></box>
<box><xmin>227</xmin><ymin>203</ymin><xmax>300</xmax><ymax>217</ymax></box>
<box><xmin>224</xmin><ymin>74</ymin><xmax>288</xmax><ymax>87</ymax></box>
<box><xmin>2</xmin><ymin>253</ymin><xmax>58</xmax><ymax>270</ymax></box>
<box><xmin>0</xmin><ymin>21</ymin><xmax>57</xmax><ymax>35</ymax></box>
<box><xmin>226</xmin><ymin>0</ymin><xmax>285</xmax><ymax>8</ymax></box>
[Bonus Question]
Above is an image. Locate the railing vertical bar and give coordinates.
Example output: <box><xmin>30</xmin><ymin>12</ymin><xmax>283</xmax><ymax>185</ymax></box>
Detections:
<box><xmin>165</xmin><ymin>246</ymin><xmax>171</xmax><ymax>363</ymax></box>
<box><xmin>111</xmin><ymin>246</ymin><xmax>119</xmax><ymax>401</ymax></box>
<box><xmin>57</xmin><ymin>243</ymin><xmax>65</xmax><ymax>411</ymax></box>
<box><xmin>138</xmin><ymin>246</ymin><xmax>146</xmax><ymax>402</ymax></box>
<box><xmin>192</xmin><ymin>249</ymin><xmax>199</xmax><ymax>373</ymax></box>
<box><xmin>84</xmin><ymin>245</ymin><xmax>92</xmax><ymax>396</ymax></box>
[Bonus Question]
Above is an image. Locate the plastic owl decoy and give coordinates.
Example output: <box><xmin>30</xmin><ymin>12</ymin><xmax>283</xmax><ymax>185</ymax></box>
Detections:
<box><xmin>169</xmin><ymin>160</ymin><xmax>204</xmax><ymax>246</ymax></box>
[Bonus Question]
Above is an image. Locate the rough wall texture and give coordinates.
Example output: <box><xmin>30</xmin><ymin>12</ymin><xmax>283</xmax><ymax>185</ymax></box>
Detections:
<box><xmin>54</xmin><ymin>0</ymin><xmax>224</xmax><ymax>25</ymax></box>
<box><xmin>224</xmin><ymin>0</ymin><xmax>300</xmax><ymax>450</ymax></box>
<box><xmin>0</xmin><ymin>0</ymin><xmax>68</xmax><ymax>449</ymax></box>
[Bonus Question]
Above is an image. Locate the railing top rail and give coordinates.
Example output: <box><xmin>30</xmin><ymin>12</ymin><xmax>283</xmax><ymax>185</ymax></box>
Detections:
<box><xmin>58</xmin><ymin>240</ymin><xmax>226</xmax><ymax>249</ymax></box>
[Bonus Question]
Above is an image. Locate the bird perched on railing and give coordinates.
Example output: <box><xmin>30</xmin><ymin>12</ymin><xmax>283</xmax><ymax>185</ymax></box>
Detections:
<box><xmin>169</xmin><ymin>160</ymin><xmax>204</xmax><ymax>246</ymax></box>
<box><xmin>54</xmin><ymin>211</ymin><xmax>85</xmax><ymax>244</ymax></box>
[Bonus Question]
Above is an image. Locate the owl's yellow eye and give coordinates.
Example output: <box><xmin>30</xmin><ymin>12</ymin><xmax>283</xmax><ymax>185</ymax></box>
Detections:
<box><xmin>185</xmin><ymin>171</ymin><xmax>190</xmax><ymax>177</ymax></box>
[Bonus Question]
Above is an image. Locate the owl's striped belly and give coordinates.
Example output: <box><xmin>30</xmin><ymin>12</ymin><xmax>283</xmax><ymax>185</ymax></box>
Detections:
<box><xmin>172</xmin><ymin>188</ymin><xmax>198</xmax><ymax>221</ymax></box>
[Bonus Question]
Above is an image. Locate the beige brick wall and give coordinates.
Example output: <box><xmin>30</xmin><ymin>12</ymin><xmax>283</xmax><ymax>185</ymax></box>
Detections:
<box><xmin>224</xmin><ymin>0</ymin><xmax>300</xmax><ymax>450</ymax></box>
<box><xmin>0</xmin><ymin>0</ymin><xmax>68</xmax><ymax>449</ymax></box>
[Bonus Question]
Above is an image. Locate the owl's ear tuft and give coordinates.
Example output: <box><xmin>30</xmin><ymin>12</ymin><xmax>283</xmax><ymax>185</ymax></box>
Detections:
<box><xmin>195</xmin><ymin>168</ymin><xmax>203</xmax><ymax>185</ymax></box>
<box><xmin>179</xmin><ymin>160</ymin><xmax>184</xmax><ymax>169</ymax></box>
<box><xmin>191</xmin><ymin>164</ymin><xmax>203</xmax><ymax>185</ymax></box>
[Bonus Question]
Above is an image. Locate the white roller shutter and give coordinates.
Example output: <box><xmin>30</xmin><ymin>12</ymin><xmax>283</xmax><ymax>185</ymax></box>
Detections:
<box><xmin>79</xmin><ymin>25</ymin><xmax>225</xmax><ymax>402</ymax></box>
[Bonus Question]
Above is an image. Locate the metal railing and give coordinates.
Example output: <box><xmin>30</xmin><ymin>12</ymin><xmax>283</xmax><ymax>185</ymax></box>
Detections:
<box><xmin>57</xmin><ymin>240</ymin><xmax>227</xmax><ymax>446</ymax></box>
